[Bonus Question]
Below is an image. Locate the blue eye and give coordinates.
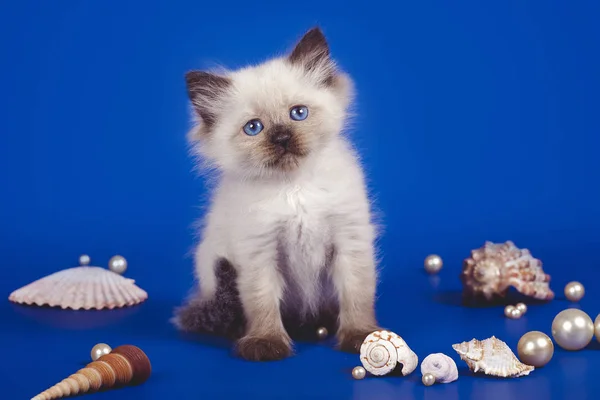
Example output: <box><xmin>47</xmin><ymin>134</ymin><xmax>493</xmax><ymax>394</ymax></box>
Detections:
<box><xmin>290</xmin><ymin>105</ymin><xmax>309</xmax><ymax>121</ymax></box>
<box><xmin>243</xmin><ymin>119</ymin><xmax>264</xmax><ymax>136</ymax></box>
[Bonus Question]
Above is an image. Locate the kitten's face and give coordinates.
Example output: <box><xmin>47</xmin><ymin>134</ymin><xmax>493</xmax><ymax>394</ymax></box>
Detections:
<box><xmin>185</xmin><ymin>28</ymin><xmax>353</xmax><ymax>177</ymax></box>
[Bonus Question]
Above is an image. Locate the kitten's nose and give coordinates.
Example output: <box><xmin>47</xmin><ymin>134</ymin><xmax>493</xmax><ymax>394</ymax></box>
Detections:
<box><xmin>270</xmin><ymin>128</ymin><xmax>292</xmax><ymax>148</ymax></box>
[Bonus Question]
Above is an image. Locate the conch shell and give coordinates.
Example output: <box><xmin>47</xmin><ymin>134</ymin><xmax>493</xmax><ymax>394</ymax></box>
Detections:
<box><xmin>359</xmin><ymin>330</ymin><xmax>418</xmax><ymax>376</ymax></box>
<box><xmin>9</xmin><ymin>266</ymin><xmax>148</xmax><ymax>310</ymax></box>
<box><xmin>420</xmin><ymin>353</ymin><xmax>458</xmax><ymax>383</ymax></box>
<box><xmin>460</xmin><ymin>241</ymin><xmax>554</xmax><ymax>302</ymax></box>
<box><xmin>31</xmin><ymin>345</ymin><xmax>151</xmax><ymax>400</ymax></box>
<box><xmin>452</xmin><ymin>336</ymin><xmax>534</xmax><ymax>378</ymax></box>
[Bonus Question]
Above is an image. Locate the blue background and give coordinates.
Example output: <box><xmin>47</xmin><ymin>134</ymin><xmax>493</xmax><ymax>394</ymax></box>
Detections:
<box><xmin>1</xmin><ymin>1</ymin><xmax>599</xmax><ymax>399</ymax></box>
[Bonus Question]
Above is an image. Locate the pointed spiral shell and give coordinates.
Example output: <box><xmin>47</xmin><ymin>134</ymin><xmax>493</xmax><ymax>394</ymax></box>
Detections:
<box><xmin>452</xmin><ymin>336</ymin><xmax>534</xmax><ymax>378</ymax></box>
<box><xmin>420</xmin><ymin>353</ymin><xmax>459</xmax><ymax>383</ymax></box>
<box><xmin>359</xmin><ymin>330</ymin><xmax>418</xmax><ymax>376</ymax></box>
<box><xmin>31</xmin><ymin>345</ymin><xmax>151</xmax><ymax>400</ymax></box>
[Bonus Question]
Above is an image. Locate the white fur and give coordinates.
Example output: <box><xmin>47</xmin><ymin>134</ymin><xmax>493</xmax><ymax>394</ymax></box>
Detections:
<box><xmin>187</xmin><ymin>43</ymin><xmax>379</xmax><ymax>342</ymax></box>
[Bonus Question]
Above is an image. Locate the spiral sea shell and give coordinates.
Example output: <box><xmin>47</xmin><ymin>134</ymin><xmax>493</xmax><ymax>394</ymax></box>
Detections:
<box><xmin>420</xmin><ymin>353</ymin><xmax>458</xmax><ymax>383</ymax></box>
<box><xmin>359</xmin><ymin>330</ymin><xmax>418</xmax><ymax>376</ymax></box>
<box><xmin>31</xmin><ymin>345</ymin><xmax>151</xmax><ymax>400</ymax></box>
<box><xmin>452</xmin><ymin>336</ymin><xmax>534</xmax><ymax>378</ymax></box>
<box><xmin>9</xmin><ymin>266</ymin><xmax>148</xmax><ymax>310</ymax></box>
<box><xmin>461</xmin><ymin>241</ymin><xmax>554</xmax><ymax>302</ymax></box>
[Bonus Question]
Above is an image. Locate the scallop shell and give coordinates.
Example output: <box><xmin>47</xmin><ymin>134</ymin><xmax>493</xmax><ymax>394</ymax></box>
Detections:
<box><xmin>9</xmin><ymin>266</ymin><xmax>148</xmax><ymax>310</ymax></box>
<box><xmin>461</xmin><ymin>241</ymin><xmax>554</xmax><ymax>302</ymax></box>
<box><xmin>452</xmin><ymin>336</ymin><xmax>534</xmax><ymax>378</ymax></box>
<box><xmin>420</xmin><ymin>353</ymin><xmax>458</xmax><ymax>383</ymax></box>
<box><xmin>360</xmin><ymin>330</ymin><xmax>418</xmax><ymax>376</ymax></box>
<box><xmin>31</xmin><ymin>344</ymin><xmax>151</xmax><ymax>400</ymax></box>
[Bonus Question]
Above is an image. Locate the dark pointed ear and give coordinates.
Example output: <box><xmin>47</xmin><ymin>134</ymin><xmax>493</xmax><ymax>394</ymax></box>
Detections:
<box><xmin>185</xmin><ymin>70</ymin><xmax>231</xmax><ymax>128</ymax></box>
<box><xmin>288</xmin><ymin>27</ymin><xmax>331</xmax><ymax>71</ymax></box>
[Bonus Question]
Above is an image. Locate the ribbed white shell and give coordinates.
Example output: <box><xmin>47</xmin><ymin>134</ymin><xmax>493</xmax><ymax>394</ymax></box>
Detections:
<box><xmin>452</xmin><ymin>336</ymin><xmax>534</xmax><ymax>378</ymax></box>
<box><xmin>9</xmin><ymin>267</ymin><xmax>148</xmax><ymax>310</ymax></box>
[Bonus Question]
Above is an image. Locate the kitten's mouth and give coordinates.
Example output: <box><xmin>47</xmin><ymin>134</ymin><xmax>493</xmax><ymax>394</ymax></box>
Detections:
<box><xmin>265</xmin><ymin>147</ymin><xmax>307</xmax><ymax>170</ymax></box>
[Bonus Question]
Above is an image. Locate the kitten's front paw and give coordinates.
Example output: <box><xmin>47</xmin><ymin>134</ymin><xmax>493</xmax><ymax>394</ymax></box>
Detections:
<box><xmin>235</xmin><ymin>335</ymin><xmax>292</xmax><ymax>361</ymax></box>
<box><xmin>337</xmin><ymin>327</ymin><xmax>381</xmax><ymax>353</ymax></box>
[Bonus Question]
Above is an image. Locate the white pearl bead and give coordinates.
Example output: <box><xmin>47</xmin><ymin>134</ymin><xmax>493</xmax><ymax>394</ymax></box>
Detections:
<box><xmin>510</xmin><ymin>308</ymin><xmax>522</xmax><ymax>319</ymax></box>
<box><xmin>424</xmin><ymin>255</ymin><xmax>443</xmax><ymax>274</ymax></box>
<box><xmin>551</xmin><ymin>309</ymin><xmax>594</xmax><ymax>350</ymax></box>
<box><xmin>79</xmin><ymin>254</ymin><xmax>91</xmax><ymax>266</ymax></box>
<box><xmin>564</xmin><ymin>281</ymin><xmax>585</xmax><ymax>302</ymax></box>
<box><xmin>504</xmin><ymin>305</ymin><xmax>521</xmax><ymax>319</ymax></box>
<box><xmin>422</xmin><ymin>373</ymin><xmax>436</xmax><ymax>386</ymax></box>
<box><xmin>108</xmin><ymin>255</ymin><xmax>128</xmax><ymax>275</ymax></box>
<box><xmin>595</xmin><ymin>314</ymin><xmax>600</xmax><ymax>343</ymax></box>
<box><xmin>352</xmin><ymin>366</ymin><xmax>366</xmax><ymax>380</ymax></box>
<box><xmin>517</xmin><ymin>331</ymin><xmax>554</xmax><ymax>367</ymax></box>
<box><xmin>316</xmin><ymin>327</ymin><xmax>328</xmax><ymax>340</ymax></box>
<box><xmin>91</xmin><ymin>343</ymin><xmax>112</xmax><ymax>361</ymax></box>
<box><xmin>516</xmin><ymin>303</ymin><xmax>527</xmax><ymax>314</ymax></box>
<box><xmin>504</xmin><ymin>305</ymin><xmax>515</xmax><ymax>318</ymax></box>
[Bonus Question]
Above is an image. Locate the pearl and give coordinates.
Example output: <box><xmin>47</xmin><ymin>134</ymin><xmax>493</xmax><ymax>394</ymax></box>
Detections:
<box><xmin>504</xmin><ymin>305</ymin><xmax>515</xmax><ymax>317</ymax></box>
<box><xmin>422</xmin><ymin>373</ymin><xmax>436</xmax><ymax>386</ymax></box>
<box><xmin>79</xmin><ymin>254</ymin><xmax>91</xmax><ymax>266</ymax></box>
<box><xmin>505</xmin><ymin>305</ymin><xmax>522</xmax><ymax>319</ymax></box>
<box><xmin>510</xmin><ymin>308</ymin><xmax>522</xmax><ymax>319</ymax></box>
<box><xmin>424</xmin><ymin>254</ymin><xmax>443</xmax><ymax>274</ymax></box>
<box><xmin>551</xmin><ymin>308</ymin><xmax>594</xmax><ymax>350</ymax></box>
<box><xmin>316</xmin><ymin>327</ymin><xmax>328</xmax><ymax>340</ymax></box>
<box><xmin>595</xmin><ymin>314</ymin><xmax>600</xmax><ymax>343</ymax></box>
<box><xmin>352</xmin><ymin>366</ymin><xmax>366</xmax><ymax>380</ymax></box>
<box><xmin>564</xmin><ymin>281</ymin><xmax>585</xmax><ymax>302</ymax></box>
<box><xmin>517</xmin><ymin>331</ymin><xmax>554</xmax><ymax>367</ymax></box>
<box><xmin>108</xmin><ymin>255</ymin><xmax>128</xmax><ymax>275</ymax></box>
<box><xmin>91</xmin><ymin>343</ymin><xmax>112</xmax><ymax>361</ymax></box>
<box><xmin>516</xmin><ymin>303</ymin><xmax>527</xmax><ymax>314</ymax></box>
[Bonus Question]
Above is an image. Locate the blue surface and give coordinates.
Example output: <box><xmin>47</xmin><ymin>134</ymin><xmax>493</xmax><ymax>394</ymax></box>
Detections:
<box><xmin>1</xmin><ymin>1</ymin><xmax>599</xmax><ymax>399</ymax></box>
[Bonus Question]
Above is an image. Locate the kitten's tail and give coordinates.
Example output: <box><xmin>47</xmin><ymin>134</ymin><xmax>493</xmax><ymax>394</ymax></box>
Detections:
<box><xmin>171</xmin><ymin>259</ymin><xmax>246</xmax><ymax>339</ymax></box>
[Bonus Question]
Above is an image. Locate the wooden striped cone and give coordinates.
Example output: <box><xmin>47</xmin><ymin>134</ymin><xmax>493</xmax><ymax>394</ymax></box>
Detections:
<box><xmin>31</xmin><ymin>345</ymin><xmax>151</xmax><ymax>400</ymax></box>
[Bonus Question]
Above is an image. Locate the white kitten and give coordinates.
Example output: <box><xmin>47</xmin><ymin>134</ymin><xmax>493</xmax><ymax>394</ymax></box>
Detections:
<box><xmin>173</xmin><ymin>27</ymin><xmax>382</xmax><ymax>361</ymax></box>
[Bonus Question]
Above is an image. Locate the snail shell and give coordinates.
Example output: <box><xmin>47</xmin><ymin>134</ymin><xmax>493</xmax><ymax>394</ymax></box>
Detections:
<box><xmin>359</xmin><ymin>330</ymin><xmax>418</xmax><ymax>376</ymax></box>
<box><xmin>420</xmin><ymin>353</ymin><xmax>459</xmax><ymax>383</ymax></box>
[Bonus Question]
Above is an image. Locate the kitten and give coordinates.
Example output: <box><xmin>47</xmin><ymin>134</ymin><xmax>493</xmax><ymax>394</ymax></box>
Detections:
<box><xmin>173</xmin><ymin>27</ymin><xmax>382</xmax><ymax>361</ymax></box>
